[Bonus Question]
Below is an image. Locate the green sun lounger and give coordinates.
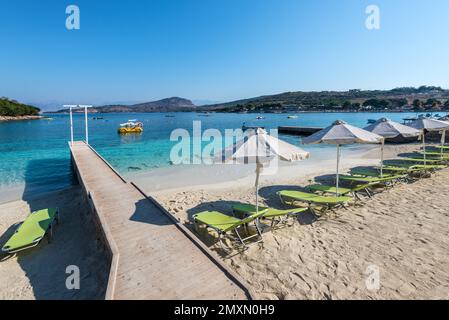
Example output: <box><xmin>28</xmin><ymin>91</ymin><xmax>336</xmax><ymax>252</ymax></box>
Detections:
<box><xmin>349</xmin><ymin>167</ymin><xmax>394</xmax><ymax>178</ymax></box>
<box><xmin>277</xmin><ymin>190</ymin><xmax>352</xmax><ymax>213</ymax></box>
<box><xmin>398</xmin><ymin>157</ymin><xmax>443</xmax><ymax>164</ymax></box>
<box><xmin>418</xmin><ymin>151</ymin><xmax>449</xmax><ymax>159</ymax></box>
<box><xmin>307</xmin><ymin>183</ymin><xmax>374</xmax><ymax>199</ymax></box>
<box><xmin>232</xmin><ymin>203</ymin><xmax>308</xmax><ymax>228</ymax></box>
<box><xmin>2</xmin><ymin>208</ymin><xmax>59</xmax><ymax>254</ymax></box>
<box><xmin>381</xmin><ymin>164</ymin><xmax>445</xmax><ymax>172</ymax></box>
<box><xmin>193</xmin><ymin>209</ymin><xmax>266</xmax><ymax>248</ymax></box>
<box><xmin>340</xmin><ymin>174</ymin><xmax>406</xmax><ymax>184</ymax></box>
<box><xmin>433</xmin><ymin>145</ymin><xmax>449</xmax><ymax>150</ymax></box>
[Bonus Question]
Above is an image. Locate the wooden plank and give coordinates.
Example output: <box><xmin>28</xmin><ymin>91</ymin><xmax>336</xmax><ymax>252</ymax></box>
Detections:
<box><xmin>69</xmin><ymin>141</ymin><xmax>252</xmax><ymax>300</ymax></box>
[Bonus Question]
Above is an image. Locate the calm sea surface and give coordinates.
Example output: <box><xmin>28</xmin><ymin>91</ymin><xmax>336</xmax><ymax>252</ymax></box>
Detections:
<box><xmin>0</xmin><ymin>112</ymin><xmax>437</xmax><ymax>198</ymax></box>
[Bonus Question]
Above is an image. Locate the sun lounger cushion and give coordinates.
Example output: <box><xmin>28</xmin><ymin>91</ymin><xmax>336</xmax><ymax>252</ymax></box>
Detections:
<box><xmin>193</xmin><ymin>211</ymin><xmax>242</xmax><ymax>232</ymax></box>
<box><xmin>339</xmin><ymin>174</ymin><xmax>404</xmax><ymax>183</ymax></box>
<box><xmin>278</xmin><ymin>190</ymin><xmax>352</xmax><ymax>205</ymax></box>
<box><xmin>2</xmin><ymin>208</ymin><xmax>58</xmax><ymax>254</ymax></box>
<box><xmin>232</xmin><ymin>203</ymin><xmax>307</xmax><ymax>218</ymax></box>
<box><xmin>308</xmin><ymin>184</ymin><xmax>353</xmax><ymax>195</ymax></box>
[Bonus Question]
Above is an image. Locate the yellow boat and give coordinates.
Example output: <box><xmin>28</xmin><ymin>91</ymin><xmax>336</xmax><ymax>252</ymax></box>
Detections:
<box><xmin>118</xmin><ymin>120</ymin><xmax>143</xmax><ymax>134</ymax></box>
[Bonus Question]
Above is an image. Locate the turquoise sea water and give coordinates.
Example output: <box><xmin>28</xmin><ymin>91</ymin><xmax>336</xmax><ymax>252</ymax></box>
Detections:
<box><xmin>0</xmin><ymin>112</ymin><xmax>434</xmax><ymax>199</ymax></box>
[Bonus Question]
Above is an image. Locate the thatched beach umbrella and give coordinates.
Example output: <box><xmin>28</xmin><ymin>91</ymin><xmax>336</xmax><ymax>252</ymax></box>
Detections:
<box><xmin>364</xmin><ymin>118</ymin><xmax>421</xmax><ymax>176</ymax></box>
<box><xmin>214</xmin><ymin>128</ymin><xmax>310</xmax><ymax>213</ymax></box>
<box><xmin>302</xmin><ymin>120</ymin><xmax>383</xmax><ymax>195</ymax></box>
<box><xmin>409</xmin><ymin>118</ymin><xmax>449</xmax><ymax>164</ymax></box>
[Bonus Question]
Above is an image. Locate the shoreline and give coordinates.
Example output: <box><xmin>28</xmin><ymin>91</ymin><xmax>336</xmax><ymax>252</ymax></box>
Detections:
<box><xmin>0</xmin><ymin>143</ymin><xmax>420</xmax><ymax>205</ymax></box>
<box><xmin>0</xmin><ymin>115</ymin><xmax>43</xmax><ymax>122</ymax></box>
<box><xmin>42</xmin><ymin>110</ymin><xmax>449</xmax><ymax>115</ymax></box>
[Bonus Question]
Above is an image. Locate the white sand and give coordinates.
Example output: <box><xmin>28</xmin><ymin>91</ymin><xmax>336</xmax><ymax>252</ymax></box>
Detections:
<box><xmin>149</xmin><ymin>143</ymin><xmax>449</xmax><ymax>299</ymax></box>
<box><xmin>0</xmin><ymin>187</ymin><xmax>108</xmax><ymax>300</ymax></box>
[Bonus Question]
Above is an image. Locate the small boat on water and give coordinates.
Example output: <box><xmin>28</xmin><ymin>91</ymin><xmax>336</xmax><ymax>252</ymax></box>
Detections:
<box><xmin>287</xmin><ymin>115</ymin><xmax>298</xmax><ymax>119</ymax></box>
<box><xmin>256</xmin><ymin>116</ymin><xmax>265</xmax><ymax>120</ymax></box>
<box><xmin>118</xmin><ymin>120</ymin><xmax>143</xmax><ymax>134</ymax></box>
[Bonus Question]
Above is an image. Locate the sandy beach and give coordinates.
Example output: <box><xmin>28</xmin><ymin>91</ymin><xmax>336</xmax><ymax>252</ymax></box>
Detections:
<box><xmin>150</xmin><ymin>143</ymin><xmax>449</xmax><ymax>300</ymax></box>
<box><xmin>1</xmin><ymin>143</ymin><xmax>449</xmax><ymax>299</ymax></box>
<box><xmin>0</xmin><ymin>187</ymin><xmax>108</xmax><ymax>300</ymax></box>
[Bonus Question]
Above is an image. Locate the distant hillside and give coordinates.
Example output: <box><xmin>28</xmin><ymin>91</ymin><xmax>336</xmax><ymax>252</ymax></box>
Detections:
<box><xmin>0</xmin><ymin>98</ymin><xmax>40</xmax><ymax>117</ymax></box>
<box><xmin>52</xmin><ymin>97</ymin><xmax>196</xmax><ymax>113</ymax></box>
<box><xmin>199</xmin><ymin>86</ymin><xmax>449</xmax><ymax>113</ymax></box>
<box><xmin>47</xmin><ymin>86</ymin><xmax>449</xmax><ymax>115</ymax></box>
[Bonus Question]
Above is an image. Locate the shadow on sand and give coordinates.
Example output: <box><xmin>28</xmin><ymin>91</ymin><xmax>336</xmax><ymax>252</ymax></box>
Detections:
<box><xmin>185</xmin><ymin>184</ymin><xmax>319</xmax><ymax>257</ymax></box>
<box><xmin>0</xmin><ymin>158</ymin><xmax>108</xmax><ymax>299</ymax></box>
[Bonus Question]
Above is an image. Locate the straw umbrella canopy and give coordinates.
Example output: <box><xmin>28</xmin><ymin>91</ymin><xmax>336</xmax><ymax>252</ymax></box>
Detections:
<box><xmin>302</xmin><ymin>120</ymin><xmax>383</xmax><ymax>195</ymax></box>
<box><xmin>214</xmin><ymin>128</ymin><xmax>310</xmax><ymax>213</ymax></box>
<box><xmin>408</xmin><ymin>118</ymin><xmax>449</xmax><ymax>164</ymax></box>
<box><xmin>364</xmin><ymin>118</ymin><xmax>421</xmax><ymax>176</ymax></box>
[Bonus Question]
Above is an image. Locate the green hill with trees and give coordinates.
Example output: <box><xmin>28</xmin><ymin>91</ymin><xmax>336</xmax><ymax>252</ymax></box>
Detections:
<box><xmin>0</xmin><ymin>98</ymin><xmax>40</xmax><ymax>117</ymax></box>
<box><xmin>200</xmin><ymin>86</ymin><xmax>449</xmax><ymax>113</ymax></box>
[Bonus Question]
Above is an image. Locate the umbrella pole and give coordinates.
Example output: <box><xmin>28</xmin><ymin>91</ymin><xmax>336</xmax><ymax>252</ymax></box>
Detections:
<box><xmin>380</xmin><ymin>139</ymin><xmax>385</xmax><ymax>178</ymax></box>
<box><xmin>255</xmin><ymin>163</ymin><xmax>262</xmax><ymax>214</ymax></box>
<box><xmin>423</xmin><ymin>131</ymin><xmax>426</xmax><ymax>166</ymax></box>
<box><xmin>336</xmin><ymin>144</ymin><xmax>341</xmax><ymax>196</ymax></box>
<box><xmin>441</xmin><ymin>130</ymin><xmax>446</xmax><ymax>160</ymax></box>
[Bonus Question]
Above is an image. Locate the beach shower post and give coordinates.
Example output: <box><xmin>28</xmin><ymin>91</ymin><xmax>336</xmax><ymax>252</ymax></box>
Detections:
<box><xmin>64</xmin><ymin>104</ymin><xmax>92</xmax><ymax>145</ymax></box>
<box><xmin>79</xmin><ymin>105</ymin><xmax>92</xmax><ymax>145</ymax></box>
<box><xmin>64</xmin><ymin>105</ymin><xmax>77</xmax><ymax>146</ymax></box>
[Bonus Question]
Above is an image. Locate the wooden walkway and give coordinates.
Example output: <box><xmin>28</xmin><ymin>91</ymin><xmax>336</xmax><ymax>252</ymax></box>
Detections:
<box><xmin>69</xmin><ymin>141</ymin><xmax>251</xmax><ymax>300</ymax></box>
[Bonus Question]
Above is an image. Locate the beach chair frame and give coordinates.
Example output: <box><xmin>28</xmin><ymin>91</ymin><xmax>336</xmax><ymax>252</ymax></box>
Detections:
<box><xmin>232</xmin><ymin>205</ymin><xmax>306</xmax><ymax>230</ymax></box>
<box><xmin>277</xmin><ymin>193</ymin><xmax>347</xmax><ymax>215</ymax></box>
<box><xmin>193</xmin><ymin>216</ymin><xmax>264</xmax><ymax>250</ymax></box>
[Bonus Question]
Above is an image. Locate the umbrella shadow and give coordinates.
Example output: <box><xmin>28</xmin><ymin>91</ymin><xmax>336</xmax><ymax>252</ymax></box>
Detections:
<box><xmin>311</xmin><ymin>174</ymin><xmax>337</xmax><ymax>185</ymax></box>
<box><xmin>258</xmin><ymin>185</ymin><xmax>318</xmax><ymax>225</ymax></box>
<box><xmin>397</xmin><ymin>152</ymin><xmax>421</xmax><ymax>158</ymax></box>
<box><xmin>129</xmin><ymin>198</ymin><xmax>173</xmax><ymax>226</ymax></box>
<box><xmin>186</xmin><ymin>194</ymin><xmax>318</xmax><ymax>257</ymax></box>
<box><xmin>186</xmin><ymin>200</ymin><xmax>238</xmax><ymax>222</ymax></box>
<box><xmin>186</xmin><ymin>200</ymin><xmax>244</xmax><ymax>257</ymax></box>
<box><xmin>349</xmin><ymin>165</ymin><xmax>378</xmax><ymax>173</ymax></box>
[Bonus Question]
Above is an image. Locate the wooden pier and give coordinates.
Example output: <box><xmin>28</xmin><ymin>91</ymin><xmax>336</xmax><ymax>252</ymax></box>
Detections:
<box><xmin>278</xmin><ymin>126</ymin><xmax>323</xmax><ymax>136</ymax></box>
<box><xmin>69</xmin><ymin>141</ymin><xmax>252</xmax><ymax>300</ymax></box>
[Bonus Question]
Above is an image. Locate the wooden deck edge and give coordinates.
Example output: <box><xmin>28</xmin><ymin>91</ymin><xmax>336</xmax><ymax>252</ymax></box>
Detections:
<box><xmin>131</xmin><ymin>181</ymin><xmax>255</xmax><ymax>300</ymax></box>
<box><xmin>69</xmin><ymin>142</ymin><xmax>120</xmax><ymax>300</ymax></box>
<box><xmin>89</xmin><ymin>191</ymin><xmax>120</xmax><ymax>300</ymax></box>
<box><xmin>86</xmin><ymin>143</ymin><xmax>128</xmax><ymax>184</ymax></box>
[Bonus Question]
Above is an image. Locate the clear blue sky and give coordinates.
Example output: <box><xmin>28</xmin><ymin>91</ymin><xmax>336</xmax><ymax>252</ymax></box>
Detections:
<box><xmin>1</xmin><ymin>0</ymin><xmax>449</xmax><ymax>107</ymax></box>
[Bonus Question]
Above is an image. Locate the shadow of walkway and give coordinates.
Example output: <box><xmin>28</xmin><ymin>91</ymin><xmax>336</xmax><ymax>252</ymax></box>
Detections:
<box><xmin>0</xmin><ymin>158</ymin><xmax>108</xmax><ymax>299</ymax></box>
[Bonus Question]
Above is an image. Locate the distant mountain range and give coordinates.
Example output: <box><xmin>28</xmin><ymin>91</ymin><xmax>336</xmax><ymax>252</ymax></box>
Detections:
<box><xmin>36</xmin><ymin>86</ymin><xmax>449</xmax><ymax>114</ymax></box>
<box><xmin>50</xmin><ymin>97</ymin><xmax>197</xmax><ymax>113</ymax></box>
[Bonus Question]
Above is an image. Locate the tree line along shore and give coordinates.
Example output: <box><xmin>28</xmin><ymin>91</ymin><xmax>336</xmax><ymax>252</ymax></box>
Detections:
<box><xmin>3</xmin><ymin>86</ymin><xmax>449</xmax><ymax>117</ymax></box>
<box><xmin>0</xmin><ymin>98</ymin><xmax>41</xmax><ymax>120</ymax></box>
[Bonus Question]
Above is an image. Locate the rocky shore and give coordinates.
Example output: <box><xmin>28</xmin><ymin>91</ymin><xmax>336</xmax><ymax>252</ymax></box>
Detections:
<box><xmin>0</xmin><ymin>115</ymin><xmax>43</xmax><ymax>121</ymax></box>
